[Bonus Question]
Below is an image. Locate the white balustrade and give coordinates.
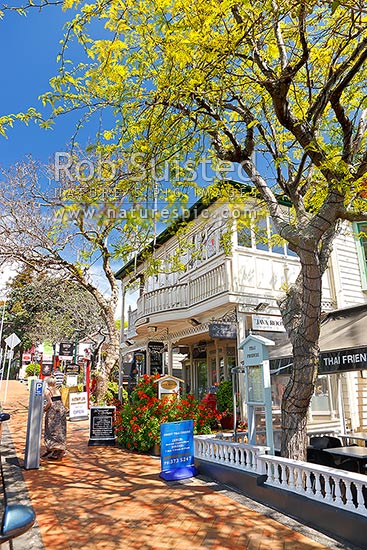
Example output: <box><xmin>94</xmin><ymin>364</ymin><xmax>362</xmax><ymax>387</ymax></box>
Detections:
<box><xmin>194</xmin><ymin>435</ymin><xmax>268</xmax><ymax>473</ymax></box>
<box><xmin>194</xmin><ymin>436</ymin><xmax>367</xmax><ymax>516</ymax></box>
<box><xmin>189</xmin><ymin>264</ymin><xmax>228</xmax><ymax>305</ymax></box>
<box><xmin>135</xmin><ymin>263</ymin><xmax>229</xmax><ymax>321</ymax></box>
<box><xmin>258</xmin><ymin>455</ymin><xmax>367</xmax><ymax>516</ymax></box>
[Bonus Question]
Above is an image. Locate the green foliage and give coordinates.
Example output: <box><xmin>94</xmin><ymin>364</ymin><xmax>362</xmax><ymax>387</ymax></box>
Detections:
<box><xmin>25</xmin><ymin>363</ymin><xmax>40</xmax><ymax>378</ymax></box>
<box><xmin>115</xmin><ymin>374</ymin><xmax>220</xmax><ymax>452</ymax></box>
<box><xmin>216</xmin><ymin>380</ymin><xmax>234</xmax><ymax>415</ymax></box>
<box><xmin>106</xmin><ymin>381</ymin><xmax>119</xmax><ymax>403</ymax></box>
<box><xmin>4</xmin><ymin>268</ymin><xmax>106</xmax><ymax>347</ymax></box>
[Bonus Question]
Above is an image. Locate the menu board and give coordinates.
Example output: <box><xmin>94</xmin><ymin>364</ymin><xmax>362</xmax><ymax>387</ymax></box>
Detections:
<box><xmin>247</xmin><ymin>365</ymin><xmax>264</xmax><ymax>404</ymax></box>
<box><xmin>88</xmin><ymin>406</ymin><xmax>116</xmax><ymax>446</ymax></box>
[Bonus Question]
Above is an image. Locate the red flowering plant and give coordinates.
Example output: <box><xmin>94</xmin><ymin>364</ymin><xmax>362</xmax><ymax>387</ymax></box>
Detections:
<box><xmin>115</xmin><ymin>374</ymin><xmax>221</xmax><ymax>453</ymax></box>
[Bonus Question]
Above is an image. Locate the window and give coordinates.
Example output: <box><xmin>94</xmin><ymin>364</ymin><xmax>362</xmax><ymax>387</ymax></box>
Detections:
<box><xmin>237</xmin><ymin>215</ymin><xmax>252</xmax><ymax>247</ymax></box>
<box><xmin>271</xmin><ymin>374</ymin><xmax>338</xmax><ymax>417</ymax></box>
<box><xmin>310</xmin><ymin>375</ymin><xmax>338</xmax><ymax>416</ymax></box>
<box><xmin>354</xmin><ymin>222</ymin><xmax>367</xmax><ymax>290</ymax></box>
<box><xmin>254</xmin><ymin>217</ymin><xmax>269</xmax><ymax>251</ymax></box>
<box><xmin>237</xmin><ymin>215</ymin><xmax>297</xmax><ymax>257</ymax></box>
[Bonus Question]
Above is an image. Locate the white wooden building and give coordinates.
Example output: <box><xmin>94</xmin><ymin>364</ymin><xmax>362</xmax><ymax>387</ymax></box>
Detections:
<box><xmin>116</xmin><ymin>191</ymin><xmax>367</xmax><ymax>439</ymax></box>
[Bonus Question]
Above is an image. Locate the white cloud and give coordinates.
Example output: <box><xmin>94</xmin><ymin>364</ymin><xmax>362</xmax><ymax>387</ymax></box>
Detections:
<box><xmin>0</xmin><ymin>263</ymin><xmax>18</xmax><ymax>294</ymax></box>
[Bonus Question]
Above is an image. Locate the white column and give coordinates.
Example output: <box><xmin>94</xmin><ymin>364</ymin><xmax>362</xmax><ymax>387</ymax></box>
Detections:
<box><xmin>118</xmin><ymin>281</ymin><xmax>126</xmax><ymax>402</ymax></box>
<box><xmin>215</xmin><ymin>339</ymin><xmax>220</xmax><ymax>382</ymax></box>
<box><xmin>223</xmin><ymin>343</ymin><xmax>229</xmax><ymax>380</ymax></box>
<box><xmin>146</xmin><ymin>344</ymin><xmax>151</xmax><ymax>376</ymax></box>
<box><xmin>167</xmin><ymin>341</ymin><xmax>173</xmax><ymax>375</ymax></box>
<box><xmin>189</xmin><ymin>345</ymin><xmax>196</xmax><ymax>394</ymax></box>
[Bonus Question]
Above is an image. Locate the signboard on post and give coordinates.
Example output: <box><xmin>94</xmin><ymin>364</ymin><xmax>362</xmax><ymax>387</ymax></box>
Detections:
<box><xmin>24</xmin><ymin>379</ymin><xmax>44</xmax><ymax>469</ymax></box>
<box><xmin>88</xmin><ymin>406</ymin><xmax>116</xmax><ymax>446</ymax></box>
<box><xmin>239</xmin><ymin>334</ymin><xmax>275</xmax><ymax>454</ymax></box>
<box><xmin>156</xmin><ymin>375</ymin><xmax>184</xmax><ymax>399</ymax></box>
<box><xmin>59</xmin><ymin>341</ymin><xmax>75</xmax><ymax>358</ymax></box>
<box><xmin>159</xmin><ymin>419</ymin><xmax>198</xmax><ymax>481</ymax></box>
<box><xmin>5</xmin><ymin>332</ymin><xmax>20</xmax><ymax>350</ymax></box>
<box><xmin>65</xmin><ymin>363</ymin><xmax>80</xmax><ymax>375</ymax></box>
<box><xmin>65</xmin><ymin>363</ymin><xmax>80</xmax><ymax>387</ymax></box>
<box><xmin>41</xmin><ymin>362</ymin><xmax>53</xmax><ymax>377</ymax></box>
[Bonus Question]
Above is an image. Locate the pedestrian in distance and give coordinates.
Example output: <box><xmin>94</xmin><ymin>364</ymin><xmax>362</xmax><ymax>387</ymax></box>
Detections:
<box><xmin>90</xmin><ymin>373</ymin><xmax>97</xmax><ymax>400</ymax></box>
<box><xmin>42</xmin><ymin>376</ymin><xmax>67</xmax><ymax>461</ymax></box>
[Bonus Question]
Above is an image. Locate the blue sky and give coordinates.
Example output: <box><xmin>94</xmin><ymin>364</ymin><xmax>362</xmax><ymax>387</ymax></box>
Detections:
<box><xmin>0</xmin><ymin>5</ymin><xmax>78</xmax><ymax>166</ymax></box>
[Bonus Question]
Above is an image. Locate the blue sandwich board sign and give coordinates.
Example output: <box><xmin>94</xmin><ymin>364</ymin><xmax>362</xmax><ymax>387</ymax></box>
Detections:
<box><xmin>159</xmin><ymin>419</ymin><xmax>198</xmax><ymax>481</ymax></box>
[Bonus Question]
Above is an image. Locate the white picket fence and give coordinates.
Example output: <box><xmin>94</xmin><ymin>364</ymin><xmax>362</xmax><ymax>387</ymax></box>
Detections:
<box><xmin>194</xmin><ymin>436</ymin><xmax>367</xmax><ymax>516</ymax></box>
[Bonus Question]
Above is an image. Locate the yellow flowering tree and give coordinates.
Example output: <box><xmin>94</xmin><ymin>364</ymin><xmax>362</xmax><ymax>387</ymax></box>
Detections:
<box><xmin>3</xmin><ymin>0</ymin><xmax>367</xmax><ymax>459</ymax></box>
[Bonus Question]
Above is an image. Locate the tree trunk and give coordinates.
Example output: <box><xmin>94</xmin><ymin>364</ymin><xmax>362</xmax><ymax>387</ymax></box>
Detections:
<box><xmin>94</xmin><ymin>312</ymin><xmax>120</xmax><ymax>404</ymax></box>
<box><xmin>280</xmin><ymin>345</ymin><xmax>319</xmax><ymax>460</ymax></box>
<box><xmin>280</xmin><ymin>249</ymin><xmax>322</xmax><ymax>460</ymax></box>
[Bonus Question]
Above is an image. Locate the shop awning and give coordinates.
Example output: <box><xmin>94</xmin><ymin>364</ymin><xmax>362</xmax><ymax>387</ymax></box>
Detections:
<box><xmin>269</xmin><ymin>303</ymin><xmax>367</xmax><ymax>374</ymax></box>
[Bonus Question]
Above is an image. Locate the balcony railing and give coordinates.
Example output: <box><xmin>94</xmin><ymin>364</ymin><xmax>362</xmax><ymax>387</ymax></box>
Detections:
<box><xmin>136</xmin><ymin>263</ymin><xmax>228</xmax><ymax>323</ymax></box>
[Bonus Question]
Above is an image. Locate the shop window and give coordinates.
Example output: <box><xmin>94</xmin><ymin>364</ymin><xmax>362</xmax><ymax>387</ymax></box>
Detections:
<box><xmin>353</xmin><ymin>222</ymin><xmax>367</xmax><ymax>290</ymax></box>
<box><xmin>197</xmin><ymin>361</ymin><xmax>208</xmax><ymax>399</ymax></box>
<box><xmin>311</xmin><ymin>375</ymin><xmax>338</xmax><ymax>416</ymax></box>
<box><xmin>271</xmin><ymin>374</ymin><xmax>338</xmax><ymax>417</ymax></box>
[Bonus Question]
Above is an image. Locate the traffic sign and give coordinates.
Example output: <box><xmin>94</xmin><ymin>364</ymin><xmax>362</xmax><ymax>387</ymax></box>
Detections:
<box><xmin>5</xmin><ymin>332</ymin><xmax>21</xmax><ymax>350</ymax></box>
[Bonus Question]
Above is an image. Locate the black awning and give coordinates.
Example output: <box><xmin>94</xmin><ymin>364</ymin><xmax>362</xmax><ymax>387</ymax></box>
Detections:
<box><xmin>269</xmin><ymin>303</ymin><xmax>367</xmax><ymax>374</ymax></box>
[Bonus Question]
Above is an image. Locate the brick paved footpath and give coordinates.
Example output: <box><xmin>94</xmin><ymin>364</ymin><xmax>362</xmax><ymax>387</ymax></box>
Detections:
<box><xmin>0</xmin><ymin>381</ymin><xmax>354</xmax><ymax>550</ymax></box>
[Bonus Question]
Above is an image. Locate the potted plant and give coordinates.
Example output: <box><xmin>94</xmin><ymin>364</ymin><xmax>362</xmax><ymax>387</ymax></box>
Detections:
<box><xmin>216</xmin><ymin>380</ymin><xmax>234</xmax><ymax>430</ymax></box>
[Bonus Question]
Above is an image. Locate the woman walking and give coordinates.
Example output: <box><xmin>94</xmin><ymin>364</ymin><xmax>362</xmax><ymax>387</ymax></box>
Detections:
<box><xmin>43</xmin><ymin>376</ymin><xmax>67</xmax><ymax>460</ymax></box>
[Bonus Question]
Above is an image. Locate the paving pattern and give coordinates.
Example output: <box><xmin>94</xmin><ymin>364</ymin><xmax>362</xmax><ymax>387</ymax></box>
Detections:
<box><xmin>0</xmin><ymin>382</ymin><xmax>356</xmax><ymax>550</ymax></box>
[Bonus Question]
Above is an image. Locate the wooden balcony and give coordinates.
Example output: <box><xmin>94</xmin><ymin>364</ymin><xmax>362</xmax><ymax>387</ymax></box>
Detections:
<box><xmin>127</xmin><ymin>250</ymin><xmax>333</xmax><ymax>333</ymax></box>
<box><xmin>135</xmin><ymin>263</ymin><xmax>229</xmax><ymax>325</ymax></box>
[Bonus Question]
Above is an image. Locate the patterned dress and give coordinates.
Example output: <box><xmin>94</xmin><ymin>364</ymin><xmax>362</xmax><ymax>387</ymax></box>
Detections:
<box><xmin>44</xmin><ymin>396</ymin><xmax>67</xmax><ymax>452</ymax></box>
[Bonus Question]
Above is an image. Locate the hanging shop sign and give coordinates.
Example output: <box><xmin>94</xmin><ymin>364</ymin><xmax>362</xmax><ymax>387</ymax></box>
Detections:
<box><xmin>252</xmin><ymin>315</ymin><xmax>285</xmax><ymax>332</ymax></box>
<box><xmin>320</xmin><ymin>347</ymin><xmax>367</xmax><ymax>374</ymax></box>
<box><xmin>209</xmin><ymin>323</ymin><xmax>237</xmax><ymax>339</ymax></box>
<box><xmin>148</xmin><ymin>341</ymin><xmax>165</xmax><ymax>374</ymax></box>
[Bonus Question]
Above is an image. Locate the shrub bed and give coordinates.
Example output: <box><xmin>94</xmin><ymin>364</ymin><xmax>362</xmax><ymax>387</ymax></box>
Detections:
<box><xmin>115</xmin><ymin>374</ymin><xmax>221</xmax><ymax>452</ymax></box>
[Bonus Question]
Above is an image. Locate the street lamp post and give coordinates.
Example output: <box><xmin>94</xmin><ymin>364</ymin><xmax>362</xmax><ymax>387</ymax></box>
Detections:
<box><xmin>0</xmin><ymin>294</ymin><xmax>7</xmax><ymax>372</ymax></box>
